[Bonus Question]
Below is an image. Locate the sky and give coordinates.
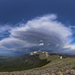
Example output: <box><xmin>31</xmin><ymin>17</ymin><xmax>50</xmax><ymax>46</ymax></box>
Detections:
<box><xmin>0</xmin><ymin>0</ymin><xmax>75</xmax><ymax>55</ymax></box>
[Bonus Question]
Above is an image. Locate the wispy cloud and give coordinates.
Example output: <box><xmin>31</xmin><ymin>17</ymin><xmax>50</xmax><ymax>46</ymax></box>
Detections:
<box><xmin>0</xmin><ymin>14</ymin><xmax>74</xmax><ymax>53</ymax></box>
<box><xmin>0</xmin><ymin>25</ymin><xmax>12</xmax><ymax>38</ymax></box>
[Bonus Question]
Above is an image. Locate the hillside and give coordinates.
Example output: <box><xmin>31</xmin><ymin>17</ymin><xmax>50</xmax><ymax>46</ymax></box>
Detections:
<box><xmin>0</xmin><ymin>50</ymin><xmax>51</xmax><ymax>72</ymax></box>
<box><xmin>0</xmin><ymin>50</ymin><xmax>75</xmax><ymax>75</ymax></box>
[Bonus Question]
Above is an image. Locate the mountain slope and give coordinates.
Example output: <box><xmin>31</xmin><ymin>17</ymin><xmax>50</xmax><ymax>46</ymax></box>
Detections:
<box><xmin>0</xmin><ymin>50</ymin><xmax>51</xmax><ymax>72</ymax></box>
<box><xmin>0</xmin><ymin>50</ymin><xmax>75</xmax><ymax>72</ymax></box>
<box><xmin>0</xmin><ymin>53</ymin><xmax>75</xmax><ymax>74</ymax></box>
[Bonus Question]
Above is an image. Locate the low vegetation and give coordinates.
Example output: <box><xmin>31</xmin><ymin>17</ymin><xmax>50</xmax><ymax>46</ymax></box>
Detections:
<box><xmin>0</xmin><ymin>51</ymin><xmax>75</xmax><ymax>75</ymax></box>
<box><xmin>0</xmin><ymin>53</ymin><xmax>51</xmax><ymax>72</ymax></box>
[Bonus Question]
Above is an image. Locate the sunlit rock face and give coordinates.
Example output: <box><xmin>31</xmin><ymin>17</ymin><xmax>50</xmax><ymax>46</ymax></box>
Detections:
<box><xmin>29</xmin><ymin>50</ymin><xmax>50</xmax><ymax>58</ymax></box>
<box><xmin>29</xmin><ymin>50</ymin><xmax>45</xmax><ymax>55</ymax></box>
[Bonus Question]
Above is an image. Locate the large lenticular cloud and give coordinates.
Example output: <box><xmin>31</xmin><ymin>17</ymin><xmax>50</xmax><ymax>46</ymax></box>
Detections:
<box><xmin>0</xmin><ymin>14</ymin><xmax>73</xmax><ymax>52</ymax></box>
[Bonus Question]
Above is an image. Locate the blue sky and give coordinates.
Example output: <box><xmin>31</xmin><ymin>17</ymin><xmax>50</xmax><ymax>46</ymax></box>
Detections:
<box><xmin>0</xmin><ymin>0</ymin><xmax>75</xmax><ymax>55</ymax></box>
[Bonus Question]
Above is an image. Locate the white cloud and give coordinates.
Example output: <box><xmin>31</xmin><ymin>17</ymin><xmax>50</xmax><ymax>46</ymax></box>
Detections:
<box><xmin>64</xmin><ymin>45</ymin><xmax>75</xmax><ymax>50</ymax></box>
<box><xmin>0</xmin><ymin>14</ymin><xmax>74</xmax><ymax>52</ymax></box>
<box><xmin>39</xmin><ymin>43</ymin><xmax>44</xmax><ymax>46</ymax></box>
<box><xmin>0</xmin><ymin>25</ymin><xmax>13</xmax><ymax>38</ymax></box>
<box><xmin>0</xmin><ymin>37</ymin><xmax>37</xmax><ymax>50</ymax></box>
<box><xmin>56</xmin><ymin>44</ymin><xmax>59</xmax><ymax>47</ymax></box>
<box><xmin>0</xmin><ymin>25</ymin><xmax>12</xmax><ymax>32</ymax></box>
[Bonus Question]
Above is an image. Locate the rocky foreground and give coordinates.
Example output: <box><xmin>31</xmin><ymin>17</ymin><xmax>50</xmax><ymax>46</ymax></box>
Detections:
<box><xmin>0</xmin><ymin>68</ymin><xmax>75</xmax><ymax>75</ymax></box>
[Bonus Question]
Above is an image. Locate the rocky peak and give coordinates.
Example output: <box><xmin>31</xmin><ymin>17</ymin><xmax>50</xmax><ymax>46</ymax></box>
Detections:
<box><xmin>29</xmin><ymin>50</ymin><xmax>46</xmax><ymax>55</ymax></box>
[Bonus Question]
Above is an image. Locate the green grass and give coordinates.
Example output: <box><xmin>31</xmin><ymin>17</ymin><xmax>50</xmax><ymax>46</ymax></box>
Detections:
<box><xmin>0</xmin><ymin>55</ymin><xmax>50</xmax><ymax>72</ymax></box>
<box><xmin>0</xmin><ymin>54</ymin><xmax>75</xmax><ymax>72</ymax></box>
<box><xmin>32</xmin><ymin>57</ymin><xmax>75</xmax><ymax>71</ymax></box>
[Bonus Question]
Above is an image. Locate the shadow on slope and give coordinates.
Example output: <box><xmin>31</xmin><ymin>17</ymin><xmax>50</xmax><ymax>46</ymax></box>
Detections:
<box><xmin>0</xmin><ymin>54</ymin><xmax>50</xmax><ymax>72</ymax></box>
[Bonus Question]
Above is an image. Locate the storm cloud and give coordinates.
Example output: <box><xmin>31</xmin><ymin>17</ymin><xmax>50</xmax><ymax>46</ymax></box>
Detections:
<box><xmin>0</xmin><ymin>14</ymin><xmax>73</xmax><ymax>52</ymax></box>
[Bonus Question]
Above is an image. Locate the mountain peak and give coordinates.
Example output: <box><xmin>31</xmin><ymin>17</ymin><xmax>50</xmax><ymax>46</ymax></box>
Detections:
<box><xmin>29</xmin><ymin>50</ymin><xmax>47</xmax><ymax>55</ymax></box>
